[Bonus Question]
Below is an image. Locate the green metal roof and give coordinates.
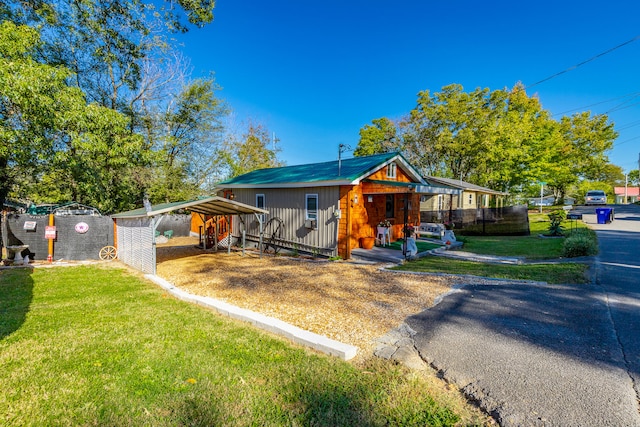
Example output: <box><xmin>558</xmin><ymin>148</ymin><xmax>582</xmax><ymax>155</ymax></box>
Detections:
<box><xmin>218</xmin><ymin>152</ymin><xmax>423</xmax><ymax>187</ymax></box>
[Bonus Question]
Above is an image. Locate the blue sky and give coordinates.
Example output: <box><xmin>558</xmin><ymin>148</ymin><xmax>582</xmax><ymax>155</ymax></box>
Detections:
<box><xmin>177</xmin><ymin>0</ymin><xmax>640</xmax><ymax>174</ymax></box>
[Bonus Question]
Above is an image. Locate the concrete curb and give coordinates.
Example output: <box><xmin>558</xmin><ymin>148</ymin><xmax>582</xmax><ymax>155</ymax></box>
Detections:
<box><xmin>144</xmin><ymin>274</ymin><xmax>358</xmax><ymax>361</ymax></box>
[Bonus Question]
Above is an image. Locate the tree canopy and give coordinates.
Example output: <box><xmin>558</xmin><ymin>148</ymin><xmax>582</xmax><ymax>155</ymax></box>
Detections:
<box><xmin>1</xmin><ymin>0</ymin><xmax>283</xmax><ymax>214</ymax></box>
<box><xmin>355</xmin><ymin>83</ymin><xmax>618</xmax><ymax>200</ymax></box>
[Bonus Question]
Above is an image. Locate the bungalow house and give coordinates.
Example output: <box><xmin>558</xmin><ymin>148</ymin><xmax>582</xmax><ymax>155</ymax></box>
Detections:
<box><xmin>614</xmin><ymin>186</ymin><xmax>639</xmax><ymax>204</ymax></box>
<box><xmin>420</xmin><ymin>176</ymin><xmax>508</xmax><ymax>216</ymax></box>
<box><xmin>216</xmin><ymin>152</ymin><xmax>458</xmax><ymax>259</ymax></box>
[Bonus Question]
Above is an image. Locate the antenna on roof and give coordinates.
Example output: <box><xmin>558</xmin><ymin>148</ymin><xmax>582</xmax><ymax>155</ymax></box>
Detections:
<box><xmin>338</xmin><ymin>143</ymin><xmax>351</xmax><ymax>176</ymax></box>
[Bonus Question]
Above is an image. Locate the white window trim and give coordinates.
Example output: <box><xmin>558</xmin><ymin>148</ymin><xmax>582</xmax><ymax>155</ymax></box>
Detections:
<box><xmin>305</xmin><ymin>194</ymin><xmax>318</xmax><ymax>220</ymax></box>
<box><xmin>386</xmin><ymin>163</ymin><xmax>397</xmax><ymax>179</ymax></box>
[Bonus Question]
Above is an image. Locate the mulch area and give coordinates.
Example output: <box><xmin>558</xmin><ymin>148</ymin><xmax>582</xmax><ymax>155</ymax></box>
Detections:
<box><xmin>155</xmin><ymin>237</ymin><xmax>459</xmax><ymax>360</ymax></box>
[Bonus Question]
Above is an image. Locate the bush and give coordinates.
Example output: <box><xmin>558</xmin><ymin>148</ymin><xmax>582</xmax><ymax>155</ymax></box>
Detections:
<box><xmin>562</xmin><ymin>229</ymin><xmax>598</xmax><ymax>257</ymax></box>
<box><xmin>547</xmin><ymin>209</ymin><xmax>566</xmax><ymax>236</ymax></box>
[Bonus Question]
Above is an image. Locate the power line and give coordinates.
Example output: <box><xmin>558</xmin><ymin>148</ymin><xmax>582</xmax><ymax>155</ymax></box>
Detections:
<box><xmin>526</xmin><ymin>35</ymin><xmax>640</xmax><ymax>89</ymax></box>
<box><xmin>613</xmin><ymin>135</ymin><xmax>640</xmax><ymax>147</ymax></box>
<box><xmin>605</xmin><ymin>96</ymin><xmax>640</xmax><ymax>114</ymax></box>
<box><xmin>615</xmin><ymin>118</ymin><xmax>640</xmax><ymax>131</ymax></box>
<box><xmin>551</xmin><ymin>92</ymin><xmax>640</xmax><ymax>117</ymax></box>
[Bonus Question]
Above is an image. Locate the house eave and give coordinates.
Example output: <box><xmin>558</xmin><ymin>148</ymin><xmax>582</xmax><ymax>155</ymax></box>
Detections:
<box><xmin>220</xmin><ymin>180</ymin><xmax>357</xmax><ymax>189</ymax></box>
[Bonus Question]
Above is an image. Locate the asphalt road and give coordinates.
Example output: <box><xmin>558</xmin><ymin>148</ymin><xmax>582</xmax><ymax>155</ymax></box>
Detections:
<box><xmin>407</xmin><ymin>204</ymin><xmax>640</xmax><ymax>426</ymax></box>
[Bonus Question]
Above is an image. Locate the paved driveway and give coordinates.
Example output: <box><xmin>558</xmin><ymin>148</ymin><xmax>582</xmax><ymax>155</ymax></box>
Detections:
<box><xmin>408</xmin><ymin>204</ymin><xmax>640</xmax><ymax>426</ymax></box>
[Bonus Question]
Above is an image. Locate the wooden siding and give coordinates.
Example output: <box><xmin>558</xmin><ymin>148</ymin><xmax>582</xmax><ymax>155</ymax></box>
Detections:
<box><xmin>343</xmin><ymin>185</ymin><xmax>420</xmax><ymax>254</ymax></box>
<box><xmin>365</xmin><ymin>162</ymin><xmax>413</xmax><ymax>183</ymax></box>
<box><xmin>228</xmin><ymin>187</ymin><xmax>340</xmax><ymax>256</ymax></box>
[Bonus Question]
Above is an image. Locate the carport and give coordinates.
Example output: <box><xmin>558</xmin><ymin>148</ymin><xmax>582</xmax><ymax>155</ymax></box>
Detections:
<box><xmin>112</xmin><ymin>196</ymin><xmax>268</xmax><ymax>274</ymax></box>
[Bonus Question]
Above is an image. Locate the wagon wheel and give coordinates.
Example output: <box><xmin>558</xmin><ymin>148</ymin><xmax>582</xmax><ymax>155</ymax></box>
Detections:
<box><xmin>262</xmin><ymin>217</ymin><xmax>284</xmax><ymax>254</ymax></box>
<box><xmin>99</xmin><ymin>246</ymin><xmax>117</xmax><ymax>261</ymax></box>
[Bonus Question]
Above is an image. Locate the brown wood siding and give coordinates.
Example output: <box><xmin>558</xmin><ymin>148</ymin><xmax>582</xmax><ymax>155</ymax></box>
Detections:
<box><xmin>341</xmin><ymin>185</ymin><xmax>420</xmax><ymax>256</ymax></box>
<box><xmin>366</xmin><ymin>163</ymin><xmax>413</xmax><ymax>183</ymax></box>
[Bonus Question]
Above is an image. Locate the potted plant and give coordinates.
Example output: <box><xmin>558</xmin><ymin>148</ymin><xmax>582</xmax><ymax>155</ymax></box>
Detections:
<box><xmin>359</xmin><ymin>235</ymin><xmax>376</xmax><ymax>249</ymax></box>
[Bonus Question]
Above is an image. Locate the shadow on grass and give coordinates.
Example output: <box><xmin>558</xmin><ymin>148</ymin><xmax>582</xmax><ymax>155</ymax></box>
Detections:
<box><xmin>0</xmin><ymin>267</ymin><xmax>34</xmax><ymax>340</ymax></box>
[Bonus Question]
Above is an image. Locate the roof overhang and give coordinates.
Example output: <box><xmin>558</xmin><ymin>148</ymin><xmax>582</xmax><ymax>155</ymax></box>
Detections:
<box><xmin>221</xmin><ymin>180</ymin><xmax>355</xmax><ymax>189</ymax></box>
<box><xmin>112</xmin><ymin>196</ymin><xmax>268</xmax><ymax>219</ymax></box>
<box><xmin>362</xmin><ymin>179</ymin><xmax>462</xmax><ymax>195</ymax></box>
<box><xmin>415</xmin><ymin>185</ymin><xmax>462</xmax><ymax>195</ymax></box>
<box><xmin>353</xmin><ymin>154</ymin><xmax>425</xmax><ymax>185</ymax></box>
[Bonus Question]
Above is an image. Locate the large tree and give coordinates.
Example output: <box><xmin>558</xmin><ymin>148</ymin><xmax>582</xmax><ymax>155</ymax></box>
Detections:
<box><xmin>373</xmin><ymin>83</ymin><xmax>617</xmax><ymax>199</ymax></box>
<box><xmin>221</xmin><ymin>121</ymin><xmax>283</xmax><ymax>178</ymax></box>
<box><xmin>2</xmin><ymin>0</ymin><xmax>231</xmax><ymax>207</ymax></box>
<box><xmin>146</xmin><ymin>77</ymin><xmax>228</xmax><ymax>202</ymax></box>
<box><xmin>0</xmin><ymin>21</ymin><xmax>144</xmax><ymax>215</ymax></box>
<box><xmin>395</xmin><ymin>84</ymin><xmax>499</xmax><ymax>180</ymax></box>
<box><xmin>354</xmin><ymin>117</ymin><xmax>399</xmax><ymax>156</ymax></box>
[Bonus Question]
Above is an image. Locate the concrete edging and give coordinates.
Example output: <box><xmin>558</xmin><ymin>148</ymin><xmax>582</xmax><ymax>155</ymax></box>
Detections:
<box><xmin>144</xmin><ymin>274</ymin><xmax>358</xmax><ymax>361</ymax></box>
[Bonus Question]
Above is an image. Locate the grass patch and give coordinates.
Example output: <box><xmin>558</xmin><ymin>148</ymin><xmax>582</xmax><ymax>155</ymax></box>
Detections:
<box><xmin>396</xmin><ymin>213</ymin><xmax>594</xmax><ymax>283</ymax></box>
<box><xmin>0</xmin><ymin>266</ymin><xmax>487</xmax><ymax>426</ymax></box>
<box><xmin>458</xmin><ymin>213</ymin><xmax>595</xmax><ymax>260</ymax></box>
<box><xmin>394</xmin><ymin>256</ymin><xmax>590</xmax><ymax>284</ymax></box>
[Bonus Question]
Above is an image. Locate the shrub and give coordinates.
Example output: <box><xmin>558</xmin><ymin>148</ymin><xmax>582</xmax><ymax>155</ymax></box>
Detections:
<box><xmin>562</xmin><ymin>229</ymin><xmax>598</xmax><ymax>257</ymax></box>
<box><xmin>547</xmin><ymin>209</ymin><xmax>566</xmax><ymax>236</ymax></box>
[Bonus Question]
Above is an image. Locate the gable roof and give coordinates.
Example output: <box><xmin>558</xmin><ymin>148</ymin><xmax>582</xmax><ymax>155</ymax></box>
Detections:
<box><xmin>425</xmin><ymin>176</ymin><xmax>508</xmax><ymax>195</ymax></box>
<box><xmin>217</xmin><ymin>152</ymin><xmax>426</xmax><ymax>188</ymax></box>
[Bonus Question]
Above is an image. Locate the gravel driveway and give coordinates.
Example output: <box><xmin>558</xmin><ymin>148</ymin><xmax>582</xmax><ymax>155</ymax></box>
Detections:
<box><xmin>155</xmin><ymin>237</ymin><xmax>459</xmax><ymax>359</ymax></box>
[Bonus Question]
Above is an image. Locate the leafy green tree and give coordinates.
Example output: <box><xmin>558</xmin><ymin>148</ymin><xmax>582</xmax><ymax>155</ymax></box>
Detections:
<box><xmin>354</xmin><ymin>118</ymin><xmax>398</xmax><ymax>156</ymax></box>
<box><xmin>3</xmin><ymin>0</ymin><xmax>217</xmax><ymax>112</ymax></box>
<box><xmin>221</xmin><ymin>122</ymin><xmax>283</xmax><ymax>178</ymax></box>
<box><xmin>2</xmin><ymin>0</ymin><xmax>225</xmax><ymax>208</ymax></box>
<box><xmin>0</xmin><ymin>21</ymin><xmax>80</xmax><ymax>207</ymax></box>
<box><xmin>398</xmin><ymin>83</ymin><xmax>617</xmax><ymax>200</ymax></box>
<box><xmin>145</xmin><ymin>78</ymin><xmax>228</xmax><ymax>202</ymax></box>
<box><xmin>548</xmin><ymin>112</ymin><xmax>617</xmax><ymax>201</ymax></box>
<box><xmin>0</xmin><ymin>22</ymin><xmax>145</xmax><ymax>215</ymax></box>
<box><xmin>629</xmin><ymin>170</ymin><xmax>639</xmax><ymax>186</ymax></box>
<box><xmin>406</xmin><ymin>84</ymin><xmax>493</xmax><ymax>180</ymax></box>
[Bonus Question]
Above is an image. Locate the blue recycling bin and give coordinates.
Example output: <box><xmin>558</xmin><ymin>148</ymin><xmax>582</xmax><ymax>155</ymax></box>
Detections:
<box><xmin>596</xmin><ymin>208</ymin><xmax>614</xmax><ymax>224</ymax></box>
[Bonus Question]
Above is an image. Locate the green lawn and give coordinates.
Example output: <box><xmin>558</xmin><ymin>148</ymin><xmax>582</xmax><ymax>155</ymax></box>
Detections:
<box><xmin>394</xmin><ymin>257</ymin><xmax>590</xmax><ymax>284</ymax></box>
<box><xmin>0</xmin><ymin>266</ymin><xmax>486</xmax><ymax>426</ymax></box>
<box><xmin>394</xmin><ymin>213</ymin><xmax>593</xmax><ymax>284</ymax></box>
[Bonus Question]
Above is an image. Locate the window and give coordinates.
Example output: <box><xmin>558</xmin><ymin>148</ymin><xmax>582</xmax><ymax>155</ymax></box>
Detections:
<box><xmin>385</xmin><ymin>194</ymin><xmax>394</xmax><ymax>218</ymax></box>
<box><xmin>468</xmin><ymin>194</ymin><xmax>473</xmax><ymax>206</ymax></box>
<box><xmin>386</xmin><ymin>163</ymin><xmax>397</xmax><ymax>179</ymax></box>
<box><xmin>306</xmin><ymin>194</ymin><xmax>318</xmax><ymax>220</ymax></box>
<box><xmin>256</xmin><ymin>194</ymin><xmax>265</xmax><ymax>221</ymax></box>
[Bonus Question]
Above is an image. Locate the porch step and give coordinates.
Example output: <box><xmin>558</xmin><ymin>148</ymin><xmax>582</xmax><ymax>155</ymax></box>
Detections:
<box><xmin>350</xmin><ymin>246</ymin><xmax>406</xmax><ymax>263</ymax></box>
